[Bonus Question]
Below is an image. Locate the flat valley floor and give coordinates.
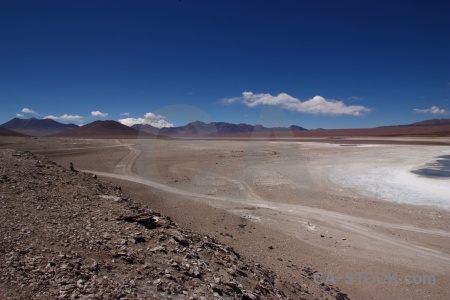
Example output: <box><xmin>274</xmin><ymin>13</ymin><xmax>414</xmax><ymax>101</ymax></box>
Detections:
<box><xmin>2</xmin><ymin>136</ymin><xmax>449</xmax><ymax>299</ymax></box>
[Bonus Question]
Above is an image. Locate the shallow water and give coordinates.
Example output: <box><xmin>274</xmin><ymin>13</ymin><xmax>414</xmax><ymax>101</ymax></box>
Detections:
<box><xmin>411</xmin><ymin>155</ymin><xmax>450</xmax><ymax>178</ymax></box>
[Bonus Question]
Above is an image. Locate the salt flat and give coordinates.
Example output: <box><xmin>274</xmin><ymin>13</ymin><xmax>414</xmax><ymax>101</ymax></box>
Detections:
<box><xmin>322</xmin><ymin>144</ymin><xmax>450</xmax><ymax>210</ymax></box>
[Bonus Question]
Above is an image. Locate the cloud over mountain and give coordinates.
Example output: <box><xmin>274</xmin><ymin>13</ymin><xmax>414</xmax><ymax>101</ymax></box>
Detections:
<box><xmin>119</xmin><ymin>112</ymin><xmax>173</xmax><ymax>128</ymax></box>
<box><xmin>413</xmin><ymin>106</ymin><xmax>447</xmax><ymax>114</ymax></box>
<box><xmin>91</xmin><ymin>111</ymin><xmax>108</xmax><ymax>117</ymax></box>
<box><xmin>22</xmin><ymin>108</ymin><xmax>38</xmax><ymax>114</ymax></box>
<box><xmin>44</xmin><ymin>114</ymin><xmax>83</xmax><ymax>121</ymax></box>
<box><xmin>223</xmin><ymin>92</ymin><xmax>371</xmax><ymax>116</ymax></box>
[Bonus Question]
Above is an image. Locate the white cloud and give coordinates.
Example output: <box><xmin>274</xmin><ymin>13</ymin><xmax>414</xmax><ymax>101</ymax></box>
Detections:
<box><xmin>119</xmin><ymin>118</ymin><xmax>174</xmax><ymax>128</ymax></box>
<box><xmin>120</xmin><ymin>112</ymin><xmax>130</xmax><ymax>116</ymax></box>
<box><xmin>22</xmin><ymin>108</ymin><xmax>38</xmax><ymax>114</ymax></box>
<box><xmin>223</xmin><ymin>92</ymin><xmax>371</xmax><ymax>116</ymax></box>
<box><xmin>413</xmin><ymin>106</ymin><xmax>447</xmax><ymax>114</ymax></box>
<box><xmin>144</xmin><ymin>112</ymin><xmax>165</xmax><ymax>119</ymax></box>
<box><xmin>119</xmin><ymin>112</ymin><xmax>173</xmax><ymax>128</ymax></box>
<box><xmin>44</xmin><ymin>114</ymin><xmax>83</xmax><ymax>121</ymax></box>
<box><xmin>91</xmin><ymin>110</ymin><xmax>108</xmax><ymax>117</ymax></box>
<box><xmin>16</xmin><ymin>114</ymin><xmax>24</xmax><ymax>117</ymax></box>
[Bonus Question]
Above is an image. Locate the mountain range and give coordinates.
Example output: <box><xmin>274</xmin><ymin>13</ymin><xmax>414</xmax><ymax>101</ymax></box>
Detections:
<box><xmin>1</xmin><ymin>117</ymin><xmax>78</xmax><ymax>136</ymax></box>
<box><xmin>0</xmin><ymin>126</ymin><xmax>29</xmax><ymax>137</ymax></box>
<box><xmin>378</xmin><ymin>118</ymin><xmax>450</xmax><ymax>127</ymax></box>
<box><xmin>52</xmin><ymin>120</ymin><xmax>156</xmax><ymax>138</ymax></box>
<box><xmin>1</xmin><ymin>117</ymin><xmax>450</xmax><ymax>138</ymax></box>
<box><xmin>132</xmin><ymin>121</ymin><xmax>307</xmax><ymax>136</ymax></box>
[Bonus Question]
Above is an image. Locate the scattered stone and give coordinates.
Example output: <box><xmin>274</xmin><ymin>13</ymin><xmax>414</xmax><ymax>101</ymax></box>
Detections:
<box><xmin>0</xmin><ymin>149</ymin><xmax>349</xmax><ymax>300</ymax></box>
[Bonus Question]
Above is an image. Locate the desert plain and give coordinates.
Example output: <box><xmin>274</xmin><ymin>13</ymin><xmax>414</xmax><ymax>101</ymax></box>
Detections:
<box><xmin>1</xmin><ymin>135</ymin><xmax>449</xmax><ymax>299</ymax></box>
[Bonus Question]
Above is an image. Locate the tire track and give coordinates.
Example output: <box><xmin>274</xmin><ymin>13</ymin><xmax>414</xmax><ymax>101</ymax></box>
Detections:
<box><xmin>83</xmin><ymin>167</ymin><xmax>450</xmax><ymax>264</ymax></box>
<box><xmin>113</xmin><ymin>143</ymin><xmax>142</xmax><ymax>176</ymax></box>
<box><xmin>81</xmin><ymin>143</ymin><xmax>450</xmax><ymax>265</ymax></box>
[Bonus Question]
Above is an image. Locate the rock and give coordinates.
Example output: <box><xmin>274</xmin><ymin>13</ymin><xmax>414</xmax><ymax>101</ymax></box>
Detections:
<box><xmin>0</xmin><ymin>149</ymin><xmax>340</xmax><ymax>300</ymax></box>
<box><xmin>168</xmin><ymin>229</ymin><xmax>190</xmax><ymax>247</ymax></box>
<box><xmin>150</xmin><ymin>246</ymin><xmax>166</xmax><ymax>252</ymax></box>
<box><xmin>242</xmin><ymin>293</ymin><xmax>259</xmax><ymax>300</ymax></box>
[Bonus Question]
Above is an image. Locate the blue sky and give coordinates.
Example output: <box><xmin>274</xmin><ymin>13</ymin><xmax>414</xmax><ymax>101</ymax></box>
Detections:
<box><xmin>1</xmin><ymin>0</ymin><xmax>449</xmax><ymax>129</ymax></box>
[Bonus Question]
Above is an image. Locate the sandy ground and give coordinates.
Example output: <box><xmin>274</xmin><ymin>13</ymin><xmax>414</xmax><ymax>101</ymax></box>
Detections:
<box><xmin>1</xmin><ymin>136</ymin><xmax>449</xmax><ymax>299</ymax></box>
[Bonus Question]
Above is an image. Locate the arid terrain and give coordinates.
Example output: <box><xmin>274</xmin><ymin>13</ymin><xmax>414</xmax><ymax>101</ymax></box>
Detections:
<box><xmin>1</xmin><ymin>136</ymin><xmax>449</xmax><ymax>299</ymax></box>
<box><xmin>2</xmin><ymin>0</ymin><xmax>449</xmax><ymax>298</ymax></box>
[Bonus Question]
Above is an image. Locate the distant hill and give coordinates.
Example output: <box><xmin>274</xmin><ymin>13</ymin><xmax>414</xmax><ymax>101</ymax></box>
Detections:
<box><xmin>271</xmin><ymin>118</ymin><xmax>450</xmax><ymax>138</ymax></box>
<box><xmin>378</xmin><ymin>118</ymin><xmax>450</xmax><ymax>128</ymax></box>
<box><xmin>190</xmin><ymin>118</ymin><xmax>450</xmax><ymax>138</ymax></box>
<box><xmin>408</xmin><ymin>118</ymin><xmax>450</xmax><ymax>127</ymax></box>
<box><xmin>1</xmin><ymin>118</ymin><xmax>78</xmax><ymax>136</ymax></box>
<box><xmin>0</xmin><ymin>126</ymin><xmax>28</xmax><ymax>137</ymax></box>
<box><xmin>132</xmin><ymin>121</ymin><xmax>308</xmax><ymax>136</ymax></box>
<box><xmin>132</xmin><ymin>124</ymin><xmax>160</xmax><ymax>135</ymax></box>
<box><xmin>54</xmin><ymin>120</ymin><xmax>156</xmax><ymax>138</ymax></box>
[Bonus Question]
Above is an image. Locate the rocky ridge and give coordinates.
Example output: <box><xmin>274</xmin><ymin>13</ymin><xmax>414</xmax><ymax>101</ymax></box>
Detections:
<box><xmin>0</xmin><ymin>149</ymin><xmax>347</xmax><ymax>299</ymax></box>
